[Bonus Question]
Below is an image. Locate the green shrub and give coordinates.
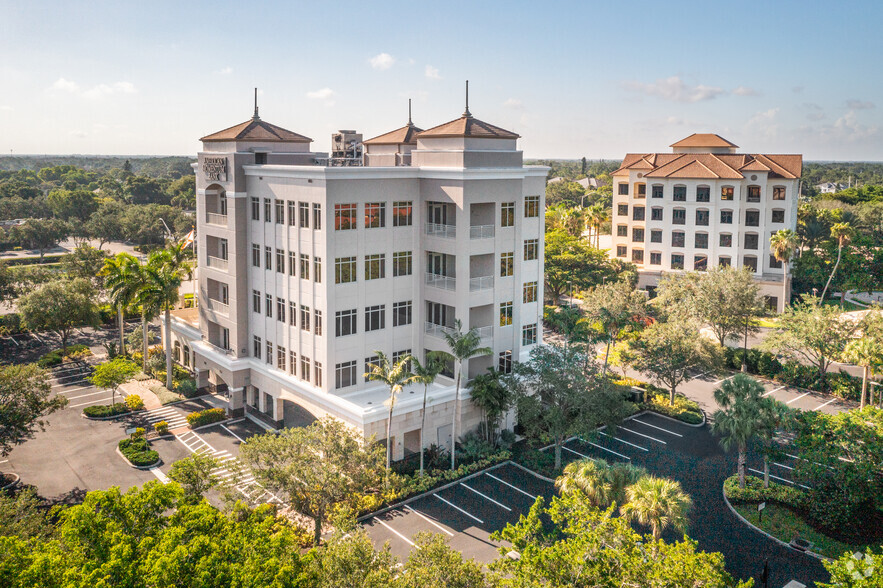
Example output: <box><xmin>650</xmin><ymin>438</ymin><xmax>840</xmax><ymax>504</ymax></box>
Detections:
<box><xmin>175</xmin><ymin>378</ymin><xmax>199</xmax><ymax>398</ymax></box>
<box><xmin>154</xmin><ymin>421</ymin><xmax>169</xmax><ymax>435</ymax></box>
<box><xmin>148</xmin><ymin>383</ymin><xmax>184</xmax><ymax>405</ymax></box>
<box><xmin>0</xmin><ymin>313</ymin><xmax>22</xmax><ymax>336</ymax></box>
<box><xmin>118</xmin><ymin>438</ymin><xmax>159</xmax><ymax>467</ymax></box>
<box><xmin>125</xmin><ymin>394</ymin><xmax>144</xmax><ymax>411</ymax></box>
<box><xmin>186</xmin><ymin>408</ymin><xmax>227</xmax><ymax>428</ymax></box>
<box><xmin>83</xmin><ymin>403</ymin><xmax>131</xmax><ymax>418</ymax></box>
<box><xmin>640</xmin><ymin>387</ymin><xmax>703</xmax><ymax>424</ymax></box>
<box><xmin>37</xmin><ymin>344</ymin><xmax>91</xmax><ymax>367</ymax></box>
<box><xmin>130</xmin><ymin>427</ymin><xmax>146</xmax><ymax>440</ymax></box>
<box><xmin>724</xmin><ymin>474</ymin><xmax>806</xmax><ymax>509</ymax></box>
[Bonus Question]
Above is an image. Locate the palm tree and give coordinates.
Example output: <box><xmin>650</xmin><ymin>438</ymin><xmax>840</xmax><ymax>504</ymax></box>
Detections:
<box><xmin>409</xmin><ymin>351</ymin><xmax>450</xmax><ymax>477</ymax></box>
<box><xmin>164</xmin><ymin>239</ymin><xmax>194</xmax><ymax>308</ymax></box>
<box><xmin>585</xmin><ymin>203</ymin><xmax>609</xmax><ymax>248</ymax></box>
<box><xmin>555</xmin><ymin>458</ymin><xmax>647</xmax><ymax>509</ymax></box>
<box><xmin>711</xmin><ymin>373</ymin><xmax>765</xmax><ymax>488</ymax></box>
<box><xmin>101</xmin><ymin>253</ymin><xmax>142</xmax><ymax>356</ymax></box>
<box><xmin>140</xmin><ymin>250</ymin><xmax>183</xmax><ymax>389</ymax></box>
<box><xmin>819</xmin><ymin>222</ymin><xmax>852</xmax><ymax>303</ymax></box>
<box><xmin>755</xmin><ymin>399</ymin><xmax>793</xmax><ymax>488</ymax></box>
<box><xmin>769</xmin><ymin>229</ymin><xmax>800</xmax><ymax>312</ymax></box>
<box><xmin>843</xmin><ymin>337</ymin><xmax>883</xmax><ymax>409</ymax></box>
<box><xmin>364</xmin><ymin>351</ymin><xmax>415</xmax><ymax>483</ymax></box>
<box><xmin>442</xmin><ymin>320</ymin><xmax>492</xmax><ymax>470</ymax></box>
<box><xmin>466</xmin><ymin>368</ymin><xmax>511</xmax><ymax>444</ymax></box>
<box><xmin>620</xmin><ymin>476</ymin><xmax>692</xmax><ymax>541</ymax></box>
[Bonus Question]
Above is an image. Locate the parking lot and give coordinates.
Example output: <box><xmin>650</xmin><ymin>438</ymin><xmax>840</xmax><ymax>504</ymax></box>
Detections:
<box><xmin>362</xmin><ymin>411</ymin><xmax>830</xmax><ymax>587</ymax></box>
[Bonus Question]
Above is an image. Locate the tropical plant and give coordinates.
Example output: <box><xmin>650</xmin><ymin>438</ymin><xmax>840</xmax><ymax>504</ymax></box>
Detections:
<box><xmin>620</xmin><ymin>476</ymin><xmax>692</xmax><ymax>541</ymax></box>
<box><xmin>770</xmin><ymin>229</ymin><xmax>801</xmax><ymax>311</ymax></box>
<box><xmin>168</xmin><ymin>452</ymin><xmax>221</xmax><ymax>499</ymax></box>
<box><xmin>467</xmin><ymin>368</ymin><xmax>511</xmax><ymax>444</ymax></box>
<box><xmin>842</xmin><ymin>334</ymin><xmax>883</xmax><ymax>409</ymax></box>
<box><xmin>819</xmin><ymin>222</ymin><xmax>853</xmax><ymax>302</ymax></box>
<box><xmin>140</xmin><ymin>249</ymin><xmax>184</xmax><ymax>389</ymax></box>
<box><xmin>555</xmin><ymin>458</ymin><xmax>647</xmax><ymax>509</ymax></box>
<box><xmin>581</xmin><ymin>280</ymin><xmax>649</xmax><ymax>375</ymax></box>
<box><xmin>753</xmin><ymin>398</ymin><xmax>793</xmax><ymax>488</ymax></box>
<box><xmin>0</xmin><ymin>364</ymin><xmax>67</xmax><ymax>460</ymax></box>
<box><xmin>18</xmin><ymin>278</ymin><xmax>99</xmax><ymax>357</ymax></box>
<box><xmin>711</xmin><ymin>374</ymin><xmax>766</xmax><ymax>488</ymax></box>
<box><xmin>585</xmin><ymin>202</ymin><xmax>610</xmax><ymax>247</ymax></box>
<box><xmin>89</xmin><ymin>357</ymin><xmax>139</xmax><ymax>408</ymax></box>
<box><xmin>101</xmin><ymin>252</ymin><xmax>143</xmax><ymax>355</ymax></box>
<box><xmin>364</xmin><ymin>351</ymin><xmax>415</xmax><ymax>482</ymax></box>
<box><xmin>409</xmin><ymin>352</ymin><xmax>450</xmax><ymax>477</ymax></box>
<box><xmin>442</xmin><ymin>320</ymin><xmax>492</xmax><ymax>470</ymax></box>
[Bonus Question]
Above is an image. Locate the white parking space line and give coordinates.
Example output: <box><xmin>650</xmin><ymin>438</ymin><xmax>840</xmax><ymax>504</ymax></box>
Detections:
<box><xmin>54</xmin><ymin>385</ymin><xmax>92</xmax><ymax>394</ymax></box>
<box><xmin>460</xmin><ymin>483</ymin><xmax>511</xmax><ymax>511</ymax></box>
<box><xmin>773</xmin><ymin>462</ymin><xmax>794</xmax><ymax>471</ymax></box>
<box><xmin>763</xmin><ymin>385</ymin><xmax>787</xmax><ymax>397</ymax></box>
<box><xmin>712</xmin><ymin>375</ymin><xmax>733</xmax><ymax>386</ymax></box>
<box><xmin>52</xmin><ymin>378</ymin><xmax>90</xmax><ymax>387</ymax></box>
<box><xmin>586</xmin><ymin>441</ymin><xmax>632</xmax><ymax>461</ymax></box>
<box><xmin>221</xmin><ymin>424</ymin><xmax>246</xmax><ymax>443</ymax></box>
<box><xmin>69</xmin><ymin>398</ymin><xmax>115</xmax><ymax>408</ymax></box>
<box><xmin>618</xmin><ymin>426</ymin><xmax>666</xmax><ymax>445</ymax></box>
<box><xmin>813</xmin><ymin>398</ymin><xmax>837</xmax><ymax>411</ymax></box>
<box><xmin>404</xmin><ymin>505</ymin><xmax>455</xmax><ymax>537</ymax></box>
<box><xmin>631</xmin><ymin>418</ymin><xmax>683</xmax><ymax>437</ymax></box>
<box><xmin>434</xmin><ymin>493</ymin><xmax>484</xmax><ymax>524</ymax></box>
<box><xmin>485</xmin><ymin>473</ymin><xmax>538</xmax><ymax>500</ymax></box>
<box><xmin>599</xmin><ymin>431</ymin><xmax>648</xmax><ymax>452</ymax></box>
<box><xmin>65</xmin><ymin>389</ymin><xmax>110</xmax><ymax>401</ymax></box>
<box><xmin>748</xmin><ymin>468</ymin><xmax>811</xmax><ymax>489</ymax></box>
<box><xmin>149</xmin><ymin>468</ymin><xmax>170</xmax><ymax>483</ymax></box>
<box><xmin>563</xmin><ymin>445</ymin><xmax>593</xmax><ymax>460</ymax></box>
<box><xmin>785</xmin><ymin>392</ymin><xmax>811</xmax><ymax>405</ymax></box>
<box><xmin>373</xmin><ymin>517</ymin><xmax>416</xmax><ymax>547</ymax></box>
<box><xmin>0</xmin><ymin>459</ymin><xmax>9</xmax><ymax>464</ymax></box>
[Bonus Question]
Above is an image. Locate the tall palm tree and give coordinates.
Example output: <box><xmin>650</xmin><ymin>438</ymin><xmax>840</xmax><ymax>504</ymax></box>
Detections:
<box><xmin>585</xmin><ymin>203</ymin><xmax>609</xmax><ymax>248</ymax></box>
<box><xmin>769</xmin><ymin>229</ymin><xmax>800</xmax><ymax>312</ymax></box>
<box><xmin>711</xmin><ymin>373</ymin><xmax>765</xmax><ymax>488</ymax></box>
<box><xmin>843</xmin><ymin>337</ymin><xmax>883</xmax><ymax>409</ymax></box>
<box><xmin>555</xmin><ymin>458</ymin><xmax>647</xmax><ymax>509</ymax></box>
<box><xmin>364</xmin><ymin>351</ymin><xmax>415</xmax><ymax>483</ymax></box>
<box><xmin>101</xmin><ymin>253</ymin><xmax>142</xmax><ymax>356</ymax></box>
<box><xmin>620</xmin><ymin>476</ymin><xmax>692</xmax><ymax>541</ymax></box>
<box><xmin>409</xmin><ymin>351</ymin><xmax>450</xmax><ymax>477</ymax></box>
<box><xmin>819</xmin><ymin>222</ymin><xmax>852</xmax><ymax>303</ymax></box>
<box><xmin>442</xmin><ymin>320</ymin><xmax>492</xmax><ymax>470</ymax></box>
<box><xmin>165</xmin><ymin>238</ymin><xmax>195</xmax><ymax>308</ymax></box>
<box><xmin>140</xmin><ymin>250</ymin><xmax>183</xmax><ymax>389</ymax></box>
<box><xmin>755</xmin><ymin>398</ymin><xmax>793</xmax><ymax>488</ymax></box>
<box><xmin>466</xmin><ymin>368</ymin><xmax>511</xmax><ymax>444</ymax></box>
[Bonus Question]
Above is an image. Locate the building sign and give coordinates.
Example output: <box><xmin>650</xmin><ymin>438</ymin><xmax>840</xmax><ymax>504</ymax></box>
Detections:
<box><xmin>202</xmin><ymin>157</ymin><xmax>227</xmax><ymax>181</ymax></box>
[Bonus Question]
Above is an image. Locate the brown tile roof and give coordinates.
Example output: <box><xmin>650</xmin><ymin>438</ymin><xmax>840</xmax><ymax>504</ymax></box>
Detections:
<box><xmin>416</xmin><ymin>115</ymin><xmax>519</xmax><ymax>140</ymax></box>
<box><xmin>363</xmin><ymin>123</ymin><xmax>424</xmax><ymax>145</ymax></box>
<box><xmin>670</xmin><ymin>133</ymin><xmax>739</xmax><ymax>148</ymax></box>
<box><xmin>615</xmin><ymin>151</ymin><xmax>802</xmax><ymax>180</ymax></box>
<box><xmin>200</xmin><ymin>117</ymin><xmax>312</xmax><ymax>143</ymax></box>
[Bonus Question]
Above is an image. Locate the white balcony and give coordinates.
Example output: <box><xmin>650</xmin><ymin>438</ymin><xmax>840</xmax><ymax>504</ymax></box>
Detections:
<box><xmin>206</xmin><ymin>256</ymin><xmax>228</xmax><ymax>271</ymax></box>
<box><xmin>205</xmin><ymin>212</ymin><xmax>228</xmax><ymax>227</ymax></box>
<box><xmin>469</xmin><ymin>275</ymin><xmax>494</xmax><ymax>292</ymax></box>
<box><xmin>469</xmin><ymin>224</ymin><xmax>495</xmax><ymax>239</ymax></box>
<box><xmin>425</xmin><ymin>223</ymin><xmax>456</xmax><ymax>239</ymax></box>
<box><xmin>425</xmin><ymin>321</ymin><xmax>455</xmax><ymax>339</ymax></box>
<box><xmin>425</xmin><ymin>272</ymin><xmax>456</xmax><ymax>291</ymax></box>
<box><xmin>473</xmin><ymin>325</ymin><xmax>494</xmax><ymax>339</ymax></box>
<box><xmin>205</xmin><ymin>298</ymin><xmax>229</xmax><ymax>316</ymax></box>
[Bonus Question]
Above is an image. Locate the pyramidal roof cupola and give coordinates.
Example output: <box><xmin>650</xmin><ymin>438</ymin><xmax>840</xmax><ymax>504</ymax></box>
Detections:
<box><xmin>363</xmin><ymin>99</ymin><xmax>423</xmax><ymax>146</ymax></box>
<box><xmin>416</xmin><ymin>81</ymin><xmax>520</xmax><ymax>140</ymax></box>
<box><xmin>200</xmin><ymin>89</ymin><xmax>312</xmax><ymax>144</ymax></box>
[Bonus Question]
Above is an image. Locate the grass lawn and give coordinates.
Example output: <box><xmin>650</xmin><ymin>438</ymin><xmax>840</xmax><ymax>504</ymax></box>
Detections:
<box><xmin>753</xmin><ymin>317</ymin><xmax>780</xmax><ymax>328</ymax></box>
<box><xmin>733</xmin><ymin>502</ymin><xmax>877</xmax><ymax>559</ymax></box>
<box><xmin>820</xmin><ymin>298</ymin><xmax>866</xmax><ymax>312</ymax></box>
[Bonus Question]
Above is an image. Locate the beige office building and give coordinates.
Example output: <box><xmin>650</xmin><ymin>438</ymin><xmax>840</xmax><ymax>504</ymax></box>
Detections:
<box><xmin>165</xmin><ymin>104</ymin><xmax>547</xmax><ymax>459</ymax></box>
<box><xmin>610</xmin><ymin>134</ymin><xmax>802</xmax><ymax>312</ymax></box>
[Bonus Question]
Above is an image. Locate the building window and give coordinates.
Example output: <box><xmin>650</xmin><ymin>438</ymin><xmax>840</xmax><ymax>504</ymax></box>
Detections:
<box><xmin>651</xmin><ymin>207</ymin><xmax>663</xmax><ymax>221</ymax></box>
<box><xmin>743</xmin><ymin>256</ymin><xmax>758</xmax><ymax>272</ymax></box>
<box><xmin>772</xmin><ymin>209</ymin><xmax>785</xmax><ymax>223</ymax></box>
<box><xmin>523</xmin><ymin>239</ymin><xmax>539</xmax><ymax>261</ymax></box>
<box><xmin>671</xmin><ymin>254</ymin><xmax>684</xmax><ymax>270</ymax></box>
<box><xmin>335</xmin><ymin>203</ymin><xmax>357</xmax><ymax>230</ymax></box>
<box><xmin>393</xmin><ymin>251</ymin><xmax>412</xmax><ymax>277</ymax></box>
<box><xmin>335</xmin><ymin>256</ymin><xmax>357</xmax><ymax>284</ymax></box>
<box><xmin>277</xmin><ymin>346</ymin><xmax>286</xmax><ymax>370</ymax></box>
<box><xmin>251</xmin><ymin>197</ymin><xmax>260</xmax><ymax>221</ymax></box>
<box><xmin>393</xmin><ymin>201</ymin><xmax>412</xmax><ymax>226</ymax></box>
<box><xmin>314</xmin><ymin>362</ymin><xmax>323</xmax><ymax>387</ymax></box>
<box><xmin>275</xmin><ymin>249</ymin><xmax>284</xmax><ymax>273</ymax></box>
<box><xmin>523</xmin><ymin>281</ymin><xmax>538</xmax><ymax>303</ymax></box>
<box><xmin>696</xmin><ymin>209</ymin><xmax>709</xmax><ymax>226</ymax></box>
<box><xmin>296</xmin><ymin>202</ymin><xmax>308</xmax><ymax>228</ymax></box>
<box><xmin>500</xmin><ymin>301</ymin><xmax>513</xmax><ymax>326</ymax></box>
<box><xmin>525</xmin><ymin>195</ymin><xmax>540</xmax><ymax>217</ymax></box>
<box><xmin>650</xmin><ymin>229</ymin><xmax>662</xmax><ymax>243</ymax></box>
<box><xmin>498</xmin><ymin>351</ymin><xmax>512</xmax><ymax>374</ymax></box>
<box><xmin>695</xmin><ymin>233</ymin><xmax>708</xmax><ymax>249</ymax></box>
<box><xmin>275</xmin><ymin>199</ymin><xmax>284</xmax><ymax>224</ymax></box>
<box><xmin>618</xmin><ymin>183</ymin><xmax>629</xmax><ymax>196</ymax></box>
<box><xmin>365</xmin><ymin>304</ymin><xmax>385</xmax><ymax>332</ymax></box>
<box><xmin>392</xmin><ymin>350</ymin><xmax>412</xmax><ymax>373</ymax></box>
<box><xmin>720</xmin><ymin>233</ymin><xmax>732</xmax><ymax>247</ymax></box>
<box><xmin>393</xmin><ymin>301</ymin><xmax>412</xmax><ymax>326</ymax></box>
<box><xmin>632</xmin><ymin>228</ymin><xmax>644</xmax><ymax>242</ymax></box>
<box><xmin>252</xmin><ymin>290</ymin><xmax>261</xmax><ymax>313</ymax></box>
<box><xmin>697</xmin><ymin>186</ymin><xmax>710</xmax><ymax>202</ymax></box>
<box><xmin>522</xmin><ymin>323</ymin><xmax>538</xmax><ymax>346</ymax></box>
<box><xmin>312</xmin><ymin>203</ymin><xmax>322</xmax><ymax>230</ymax></box>
<box><xmin>276</xmin><ymin>297</ymin><xmax>285</xmax><ymax>322</ymax></box>
<box><xmin>719</xmin><ymin>257</ymin><xmax>731</xmax><ymax>267</ymax></box>
<box><xmin>745</xmin><ymin>210</ymin><xmax>760</xmax><ymax>227</ymax></box>
<box><xmin>289</xmin><ymin>301</ymin><xmax>297</xmax><ymax>327</ymax></box>
<box><xmin>300</xmin><ymin>305</ymin><xmax>311</xmax><ymax>332</ymax></box>
<box><xmin>747</xmin><ymin>186</ymin><xmax>761</xmax><ymax>203</ymax></box>
<box><xmin>721</xmin><ymin>186</ymin><xmax>734</xmax><ymax>201</ymax></box>
<box><xmin>694</xmin><ymin>255</ymin><xmax>708</xmax><ymax>271</ymax></box>
<box><xmin>616</xmin><ymin>225</ymin><xmax>628</xmax><ymax>237</ymax></box>
<box><xmin>745</xmin><ymin>233</ymin><xmax>759</xmax><ymax>250</ymax></box>
<box><xmin>293</xmin><ymin>254</ymin><xmax>306</xmax><ymax>280</ymax></box>
<box><xmin>773</xmin><ymin>186</ymin><xmax>786</xmax><ymax>201</ymax></box>
<box><xmin>310</xmin><ymin>309</ymin><xmax>319</xmax><ymax>335</ymax></box>
<box><xmin>265</xmin><ymin>294</ymin><xmax>272</xmax><ymax>318</ymax></box>
<box><xmin>264</xmin><ymin>246</ymin><xmax>272</xmax><ymax>270</ymax></box>
<box><xmin>672</xmin><ymin>208</ymin><xmax>686</xmax><ymax>225</ymax></box>
<box><xmin>673</xmin><ymin>186</ymin><xmax>687</xmax><ymax>202</ymax></box>
<box><xmin>500</xmin><ymin>252</ymin><xmax>514</xmax><ymax>277</ymax></box>
<box><xmin>301</xmin><ymin>356</ymin><xmax>312</xmax><ymax>381</ymax></box>
<box><xmin>314</xmin><ymin>257</ymin><xmax>322</xmax><ymax>282</ymax></box>
<box><xmin>635</xmin><ymin>183</ymin><xmax>646</xmax><ymax>198</ymax></box>
<box><xmin>364</xmin><ymin>355</ymin><xmax>380</xmax><ymax>382</ymax></box>
<box><xmin>252</xmin><ymin>244</ymin><xmax>261</xmax><ymax>267</ymax></box>
<box><xmin>289</xmin><ymin>350</ymin><xmax>297</xmax><ymax>376</ymax></box>
<box><xmin>617</xmin><ymin>204</ymin><xmax>629</xmax><ymax>216</ymax></box>
<box><xmin>770</xmin><ymin>255</ymin><xmax>783</xmax><ymax>269</ymax></box>
<box><xmin>672</xmin><ymin>231</ymin><xmax>685</xmax><ymax>247</ymax></box>
<box><xmin>264</xmin><ymin>198</ymin><xmax>271</xmax><ymax>222</ymax></box>
<box><xmin>288</xmin><ymin>251</ymin><xmax>296</xmax><ymax>276</ymax></box>
<box><xmin>616</xmin><ymin>245</ymin><xmax>627</xmax><ymax>257</ymax></box>
<box><xmin>632</xmin><ymin>206</ymin><xmax>645</xmax><ymax>221</ymax></box>
<box><xmin>365</xmin><ymin>253</ymin><xmax>385</xmax><ymax>280</ymax></box>
<box><xmin>253</xmin><ymin>336</ymin><xmax>262</xmax><ymax>359</ymax></box>
<box><xmin>501</xmin><ymin>202</ymin><xmax>515</xmax><ymax>227</ymax></box>
<box><xmin>334</xmin><ymin>361</ymin><xmax>355</xmax><ymax>390</ymax></box>
<box><xmin>336</xmin><ymin>309</ymin><xmax>357</xmax><ymax>337</ymax></box>
<box><xmin>651</xmin><ymin>185</ymin><xmax>663</xmax><ymax>199</ymax></box>
<box><xmin>365</xmin><ymin>202</ymin><xmax>386</xmax><ymax>228</ymax></box>
<box><xmin>632</xmin><ymin>249</ymin><xmax>644</xmax><ymax>263</ymax></box>
<box><xmin>255</xmin><ymin>152</ymin><xmax>267</xmax><ymax>164</ymax></box>
<box><xmin>287</xmin><ymin>201</ymin><xmax>297</xmax><ymax>226</ymax></box>
<box><xmin>720</xmin><ymin>210</ymin><xmax>733</xmax><ymax>224</ymax></box>
<box><xmin>650</xmin><ymin>252</ymin><xmax>662</xmax><ymax>265</ymax></box>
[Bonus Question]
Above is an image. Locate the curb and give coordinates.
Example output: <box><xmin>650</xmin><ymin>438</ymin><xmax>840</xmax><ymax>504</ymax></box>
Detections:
<box><xmin>115</xmin><ymin>445</ymin><xmax>162</xmax><ymax>470</ymax></box>
<box><xmin>0</xmin><ymin>473</ymin><xmax>21</xmax><ymax>491</ymax></box>
<box><xmin>191</xmin><ymin>418</ymin><xmax>235</xmax><ymax>433</ymax></box>
<box><xmin>720</xmin><ymin>486</ymin><xmax>828</xmax><ymax>562</ymax></box>
<box><xmin>634</xmin><ymin>408</ymin><xmax>706</xmax><ymax>428</ymax></box>
<box><xmin>508</xmin><ymin>460</ymin><xmax>556</xmax><ymax>484</ymax></box>
<box><xmin>82</xmin><ymin>408</ymin><xmax>136</xmax><ymax>421</ymax></box>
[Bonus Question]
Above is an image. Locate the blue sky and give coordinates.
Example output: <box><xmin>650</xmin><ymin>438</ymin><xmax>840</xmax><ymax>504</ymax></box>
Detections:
<box><xmin>1</xmin><ymin>0</ymin><xmax>881</xmax><ymax>160</ymax></box>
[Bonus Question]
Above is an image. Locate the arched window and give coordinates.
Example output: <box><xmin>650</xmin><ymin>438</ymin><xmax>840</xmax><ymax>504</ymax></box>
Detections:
<box><xmin>673</xmin><ymin>185</ymin><xmax>687</xmax><ymax>201</ymax></box>
<box><xmin>747</xmin><ymin>185</ymin><xmax>761</xmax><ymax>202</ymax></box>
<box><xmin>173</xmin><ymin>340</ymin><xmax>181</xmax><ymax>362</ymax></box>
<box><xmin>772</xmin><ymin>186</ymin><xmax>786</xmax><ymax>200</ymax></box>
<box><xmin>721</xmin><ymin>186</ymin><xmax>734</xmax><ymax>201</ymax></box>
<box><xmin>183</xmin><ymin>345</ymin><xmax>191</xmax><ymax>368</ymax></box>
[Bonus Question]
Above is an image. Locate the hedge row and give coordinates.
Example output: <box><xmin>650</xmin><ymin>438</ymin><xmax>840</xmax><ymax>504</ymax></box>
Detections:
<box><xmin>83</xmin><ymin>403</ymin><xmax>130</xmax><ymax>418</ymax></box>
<box><xmin>37</xmin><ymin>345</ymin><xmax>91</xmax><ymax>367</ymax></box>
<box><xmin>118</xmin><ymin>438</ymin><xmax>159</xmax><ymax>467</ymax></box>
<box><xmin>724</xmin><ymin>474</ymin><xmax>806</xmax><ymax>508</ymax></box>
<box><xmin>614</xmin><ymin>378</ymin><xmax>704</xmax><ymax>424</ymax></box>
<box><xmin>186</xmin><ymin>408</ymin><xmax>226</xmax><ymax>428</ymax></box>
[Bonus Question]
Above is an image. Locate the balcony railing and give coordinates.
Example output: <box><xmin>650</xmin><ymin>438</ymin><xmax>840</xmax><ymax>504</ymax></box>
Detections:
<box><xmin>206</xmin><ymin>256</ymin><xmax>229</xmax><ymax>271</ymax></box>
<box><xmin>425</xmin><ymin>321</ymin><xmax>455</xmax><ymax>339</ymax></box>
<box><xmin>425</xmin><ymin>272</ymin><xmax>456</xmax><ymax>291</ymax></box>
<box><xmin>205</xmin><ymin>298</ymin><xmax>229</xmax><ymax>315</ymax></box>
<box><xmin>425</xmin><ymin>223</ymin><xmax>456</xmax><ymax>238</ymax></box>
<box><xmin>469</xmin><ymin>275</ymin><xmax>494</xmax><ymax>292</ymax></box>
<box><xmin>205</xmin><ymin>212</ymin><xmax>228</xmax><ymax>226</ymax></box>
<box><xmin>473</xmin><ymin>325</ymin><xmax>493</xmax><ymax>339</ymax></box>
<box><xmin>469</xmin><ymin>224</ymin><xmax>494</xmax><ymax>239</ymax></box>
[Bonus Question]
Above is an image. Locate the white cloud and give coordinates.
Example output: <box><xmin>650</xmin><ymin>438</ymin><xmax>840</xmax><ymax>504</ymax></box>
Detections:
<box><xmin>623</xmin><ymin>76</ymin><xmax>725</xmax><ymax>102</ymax></box>
<box><xmin>369</xmin><ymin>53</ymin><xmax>395</xmax><ymax>70</ymax></box>
<box><xmin>503</xmin><ymin>98</ymin><xmax>523</xmax><ymax>109</ymax></box>
<box><xmin>748</xmin><ymin>108</ymin><xmax>780</xmax><ymax>125</ymax></box>
<box><xmin>52</xmin><ymin>77</ymin><xmax>79</xmax><ymax>93</ymax></box>
<box><xmin>733</xmin><ymin>85</ymin><xmax>760</xmax><ymax>96</ymax></box>
<box><xmin>425</xmin><ymin>65</ymin><xmax>441</xmax><ymax>80</ymax></box>
<box><xmin>50</xmin><ymin>78</ymin><xmax>136</xmax><ymax>99</ymax></box>
<box><xmin>846</xmin><ymin>99</ymin><xmax>875</xmax><ymax>110</ymax></box>
<box><xmin>307</xmin><ymin>87</ymin><xmax>335</xmax><ymax>100</ymax></box>
<box><xmin>218</xmin><ymin>67</ymin><xmax>233</xmax><ymax>75</ymax></box>
<box><xmin>807</xmin><ymin>112</ymin><xmax>826</xmax><ymax>121</ymax></box>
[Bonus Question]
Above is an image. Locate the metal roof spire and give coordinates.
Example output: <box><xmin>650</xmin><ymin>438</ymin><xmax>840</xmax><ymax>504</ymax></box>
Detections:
<box><xmin>253</xmin><ymin>88</ymin><xmax>260</xmax><ymax>120</ymax></box>
<box><xmin>463</xmin><ymin>80</ymin><xmax>472</xmax><ymax>118</ymax></box>
<box><xmin>408</xmin><ymin>98</ymin><xmax>413</xmax><ymax>126</ymax></box>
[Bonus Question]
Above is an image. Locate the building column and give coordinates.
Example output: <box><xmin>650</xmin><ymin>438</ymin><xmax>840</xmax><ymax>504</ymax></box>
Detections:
<box><xmin>195</xmin><ymin>368</ymin><xmax>209</xmax><ymax>389</ymax></box>
<box><xmin>273</xmin><ymin>397</ymin><xmax>284</xmax><ymax>429</ymax></box>
<box><xmin>228</xmin><ymin>386</ymin><xmax>245</xmax><ymax>418</ymax></box>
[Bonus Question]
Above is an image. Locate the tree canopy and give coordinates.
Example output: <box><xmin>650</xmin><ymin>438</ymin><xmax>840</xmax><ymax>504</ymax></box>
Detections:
<box><xmin>0</xmin><ymin>363</ymin><xmax>67</xmax><ymax>458</ymax></box>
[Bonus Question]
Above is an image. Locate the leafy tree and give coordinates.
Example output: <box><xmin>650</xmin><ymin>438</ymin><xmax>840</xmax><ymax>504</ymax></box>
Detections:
<box><xmin>584</xmin><ymin>202</ymin><xmax>610</xmax><ymax>247</ymax></box>
<box><xmin>395</xmin><ymin>533</ymin><xmax>489</xmax><ymax>588</ymax></box>
<box><xmin>61</xmin><ymin>243</ymin><xmax>108</xmax><ymax>284</ymax></box>
<box><xmin>0</xmin><ymin>261</ymin><xmax>14</xmax><ymax>305</ymax></box>
<box><xmin>545</xmin><ymin>203</ymin><xmax>585</xmax><ymax>238</ymax></box>
<box><xmin>581</xmin><ymin>280</ymin><xmax>649</xmax><ymax>375</ymax></box>
<box><xmin>545</xmin><ymin>180</ymin><xmax>586</xmax><ymax>207</ymax></box>
<box><xmin>819</xmin><ymin>549</ymin><xmax>883</xmax><ymax>588</ymax></box>
<box><xmin>124</xmin><ymin>175</ymin><xmax>168</xmax><ymax>205</ymax></box>
<box><xmin>168</xmin><ymin>452</ymin><xmax>220</xmax><ymax>499</ymax></box>
<box><xmin>364</xmin><ymin>351</ymin><xmax>415</xmax><ymax>480</ymax></box>
<box><xmin>620</xmin><ymin>475</ymin><xmax>692</xmax><ymax>541</ymax></box>
<box><xmin>754</xmin><ymin>397</ymin><xmax>794</xmax><ymax>488</ymax></box>
<box><xmin>168</xmin><ymin>175</ymin><xmax>196</xmax><ymax>209</ymax></box>
<box><xmin>442</xmin><ymin>320</ymin><xmax>492</xmax><ymax>471</ymax></box>
<box><xmin>18</xmin><ymin>278</ymin><xmax>99</xmax><ymax>355</ymax></box>
<box><xmin>467</xmin><ymin>368</ymin><xmax>511</xmax><ymax>444</ymax></box>
<box><xmin>11</xmin><ymin>218</ymin><xmax>69</xmax><ymax>261</ymax></box>
<box><xmin>307</xmin><ymin>525</ymin><xmax>396</xmax><ymax>587</ymax></box>
<box><xmin>760</xmin><ymin>295</ymin><xmax>856</xmax><ymax>392</ymax></box>
<box><xmin>89</xmin><ymin>357</ymin><xmax>139</xmax><ymax>408</ymax></box>
<box><xmin>46</xmin><ymin>188</ymin><xmax>98</xmax><ymax>222</ymax></box>
<box><xmin>410</xmin><ymin>352</ymin><xmax>450</xmax><ymax>477</ymax></box>
<box><xmin>0</xmin><ymin>488</ymin><xmax>50</xmax><ymax>539</ymax></box>
<box><xmin>0</xmin><ymin>364</ymin><xmax>67</xmax><ymax>459</ymax></box>
<box><xmin>629</xmin><ymin>318</ymin><xmax>720</xmax><ymax>406</ymax></box>
<box><xmin>509</xmin><ymin>343</ymin><xmax>629</xmax><ymax>469</ymax></box>
<box><xmin>711</xmin><ymin>374</ymin><xmax>766</xmax><ymax>488</ymax></box>
<box><xmin>555</xmin><ymin>458</ymin><xmax>646</xmax><ymax>509</ymax></box>
<box><xmin>544</xmin><ymin>229</ymin><xmax>634</xmax><ymax>305</ymax></box>
<box><xmin>770</xmin><ymin>229</ymin><xmax>801</xmax><ymax>310</ymax></box>
<box><xmin>141</xmin><ymin>249</ymin><xmax>185</xmax><ymax>389</ymax></box>
<box><xmin>84</xmin><ymin>200</ymin><xmax>125</xmax><ymax>249</ymax></box>
<box><xmin>820</xmin><ymin>222</ymin><xmax>853</xmax><ymax>302</ymax></box>
<box><xmin>238</xmin><ymin>417</ymin><xmax>385</xmax><ymax>545</ymax></box>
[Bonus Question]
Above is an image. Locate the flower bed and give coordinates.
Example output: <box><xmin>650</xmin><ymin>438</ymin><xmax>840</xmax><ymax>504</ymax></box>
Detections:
<box><xmin>83</xmin><ymin>403</ymin><xmax>131</xmax><ymax>418</ymax></box>
<box><xmin>118</xmin><ymin>438</ymin><xmax>159</xmax><ymax>467</ymax></box>
<box><xmin>37</xmin><ymin>344</ymin><xmax>91</xmax><ymax>368</ymax></box>
<box><xmin>186</xmin><ymin>407</ymin><xmax>227</xmax><ymax>428</ymax></box>
<box><xmin>613</xmin><ymin>379</ymin><xmax>704</xmax><ymax>424</ymax></box>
